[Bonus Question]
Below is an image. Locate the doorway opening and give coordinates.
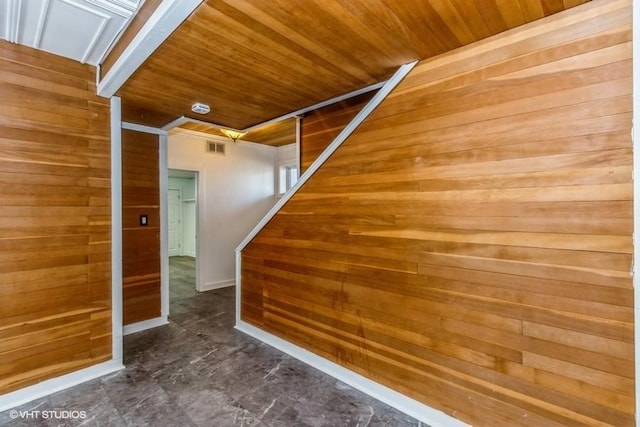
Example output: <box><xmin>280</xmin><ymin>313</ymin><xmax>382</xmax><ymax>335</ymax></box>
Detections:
<box><xmin>168</xmin><ymin>169</ymin><xmax>198</xmax><ymax>301</ymax></box>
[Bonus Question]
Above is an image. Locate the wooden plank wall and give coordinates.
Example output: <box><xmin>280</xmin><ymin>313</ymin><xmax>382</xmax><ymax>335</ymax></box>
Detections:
<box><xmin>122</xmin><ymin>130</ymin><xmax>161</xmax><ymax>325</ymax></box>
<box><xmin>300</xmin><ymin>92</ymin><xmax>374</xmax><ymax>173</ymax></box>
<box><xmin>241</xmin><ymin>1</ymin><xmax>634</xmax><ymax>425</ymax></box>
<box><xmin>0</xmin><ymin>41</ymin><xmax>111</xmax><ymax>393</ymax></box>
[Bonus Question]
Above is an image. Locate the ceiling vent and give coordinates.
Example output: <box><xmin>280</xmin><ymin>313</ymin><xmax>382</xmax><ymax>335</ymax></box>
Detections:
<box><xmin>191</xmin><ymin>103</ymin><xmax>210</xmax><ymax>114</ymax></box>
<box><xmin>206</xmin><ymin>140</ymin><xmax>225</xmax><ymax>155</ymax></box>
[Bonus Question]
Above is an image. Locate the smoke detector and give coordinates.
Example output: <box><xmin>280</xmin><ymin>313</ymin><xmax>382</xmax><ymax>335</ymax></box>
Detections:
<box><xmin>191</xmin><ymin>103</ymin><xmax>210</xmax><ymax>114</ymax></box>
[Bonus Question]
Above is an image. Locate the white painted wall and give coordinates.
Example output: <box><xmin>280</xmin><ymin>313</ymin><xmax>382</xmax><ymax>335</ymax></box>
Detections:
<box><xmin>168</xmin><ymin>132</ymin><xmax>276</xmax><ymax>289</ymax></box>
<box><xmin>276</xmin><ymin>143</ymin><xmax>298</xmax><ymax>196</ymax></box>
<box><xmin>277</xmin><ymin>143</ymin><xmax>297</xmax><ymax>167</ymax></box>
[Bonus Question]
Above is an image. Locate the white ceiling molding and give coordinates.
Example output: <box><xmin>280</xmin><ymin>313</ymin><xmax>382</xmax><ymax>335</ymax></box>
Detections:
<box><xmin>97</xmin><ymin>0</ymin><xmax>203</xmax><ymax>97</ymax></box>
<box><xmin>0</xmin><ymin>0</ymin><xmax>142</xmax><ymax>65</ymax></box>
<box><xmin>241</xmin><ymin>81</ymin><xmax>386</xmax><ymax>133</ymax></box>
<box><xmin>162</xmin><ymin>82</ymin><xmax>387</xmax><ymax>133</ymax></box>
<box><xmin>85</xmin><ymin>0</ymin><xmax>138</xmax><ymax>17</ymax></box>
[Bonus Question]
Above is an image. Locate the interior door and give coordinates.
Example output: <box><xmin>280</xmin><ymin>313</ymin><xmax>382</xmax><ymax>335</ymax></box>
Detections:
<box><xmin>168</xmin><ymin>188</ymin><xmax>182</xmax><ymax>256</ymax></box>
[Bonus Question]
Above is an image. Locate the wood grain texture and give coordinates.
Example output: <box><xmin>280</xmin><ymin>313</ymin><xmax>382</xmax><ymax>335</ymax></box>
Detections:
<box><xmin>240</xmin><ymin>1</ymin><xmax>634</xmax><ymax>425</ymax></box>
<box><xmin>121</xmin><ymin>100</ymin><xmax>176</xmax><ymax>128</ymax></box>
<box><xmin>100</xmin><ymin>0</ymin><xmax>163</xmax><ymax>79</ymax></box>
<box><xmin>115</xmin><ymin>0</ymin><xmax>589</xmax><ymax>130</ymax></box>
<box><xmin>300</xmin><ymin>92</ymin><xmax>375</xmax><ymax>173</ymax></box>
<box><xmin>0</xmin><ymin>41</ymin><xmax>111</xmax><ymax>394</ymax></box>
<box><xmin>122</xmin><ymin>130</ymin><xmax>160</xmax><ymax>325</ymax></box>
<box><xmin>176</xmin><ymin>118</ymin><xmax>297</xmax><ymax>147</ymax></box>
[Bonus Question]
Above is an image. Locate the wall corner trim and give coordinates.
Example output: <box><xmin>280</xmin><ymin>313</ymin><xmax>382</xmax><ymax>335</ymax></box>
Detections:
<box><xmin>97</xmin><ymin>0</ymin><xmax>203</xmax><ymax>97</ymax></box>
<box><xmin>235</xmin><ymin>321</ymin><xmax>469</xmax><ymax>427</ymax></box>
<box><xmin>122</xmin><ymin>121</ymin><xmax>168</xmax><ymax>135</ymax></box>
<box><xmin>199</xmin><ymin>279</ymin><xmax>235</xmax><ymax>292</ymax></box>
<box><xmin>234</xmin><ymin>60</ymin><xmax>417</xmax><ymax>255</ymax></box>
<box><xmin>123</xmin><ymin>316</ymin><xmax>169</xmax><ymax>336</ymax></box>
<box><xmin>0</xmin><ymin>360</ymin><xmax>124</xmax><ymax>413</ymax></box>
<box><xmin>110</xmin><ymin>95</ymin><xmax>124</xmax><ymax>366</ymax></box>
<box><xmin>632</xmin><ymin>0</ymin><xmax>640</xmax><ymax>422</ymax></box>
<box><xmin>233</xmin><ymin>60</ymin><xmax>416</xmax><ymax>328</ymax></box>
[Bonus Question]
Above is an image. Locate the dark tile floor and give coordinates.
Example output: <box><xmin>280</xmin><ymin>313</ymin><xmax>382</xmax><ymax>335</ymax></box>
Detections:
<box><xmin>169</xmin><ymin>256</ymin><xmax>197</xmax><ymax>300</ymax></box>
<box><xmin>0</xmin><ymin>258</ymin><xmax>425</xmax><ymax>426</ymax></box>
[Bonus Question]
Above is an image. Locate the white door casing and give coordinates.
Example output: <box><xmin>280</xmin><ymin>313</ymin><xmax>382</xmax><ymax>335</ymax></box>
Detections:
<box><xmin>168</xmin><ymin>188</ymin><xmax>182</xmax><ymax>256</ymax></box>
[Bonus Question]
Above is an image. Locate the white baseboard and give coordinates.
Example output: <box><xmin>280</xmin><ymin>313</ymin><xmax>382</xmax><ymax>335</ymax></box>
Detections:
<box><xmin>235</xmin><ymin>321</ymin><xmax>469</xmax><ymax>427</ymax></box>
<box><xmin>123</xmin><ymin>316</ymin><xmax>168</xmax><ymax>335</ymax></box>
<box><xmin>0</xmin><ymin>359</ymin><xmax>124</xmax><ymax>412</ymax></box>
<box><xmin>199</xmin><ymin>279</ymin><xmax>234</xmax><ymax>292</ymax></box>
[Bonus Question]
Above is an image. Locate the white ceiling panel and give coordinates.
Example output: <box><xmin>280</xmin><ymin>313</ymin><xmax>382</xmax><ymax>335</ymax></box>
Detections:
<box><xmin>0</xmin><ymin>0</ymin><xmax>141</xmax><ymax>65</ymax></box>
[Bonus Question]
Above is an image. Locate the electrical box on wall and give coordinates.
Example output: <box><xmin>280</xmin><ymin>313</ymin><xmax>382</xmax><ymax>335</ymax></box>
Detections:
<box><xmin>140</xmin><ymin>214</ymin><xmax>148</xmax><ymax>226</ymax></box>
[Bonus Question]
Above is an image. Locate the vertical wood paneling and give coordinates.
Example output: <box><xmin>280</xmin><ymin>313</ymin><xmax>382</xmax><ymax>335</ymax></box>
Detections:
<box><xmin>0</xmin><ymin>41</ymin><xmax>111</xmax><ymax>393</ymax></box>
<box><xmin>300</xmin><ymin>92</ymin><xmax>374</xmax><ymax>173</ymax></box>
<box><xmin>241</xmin><ymin>1</ymin><xmax>634</xmax><ymax>425</ymax></box>
<box><xmin>122</xmin><ymin>129</ymin><xmax>160</xmax><ymax>325</ymax></box>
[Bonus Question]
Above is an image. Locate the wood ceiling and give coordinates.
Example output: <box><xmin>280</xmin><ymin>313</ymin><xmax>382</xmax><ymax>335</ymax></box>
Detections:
<box><xmin>115</xmin><ymin>0</ymin><xmax>591</xmax><ymax>131</ymax></box>
<box><xmin>175</xmin><ymin>118</ymin><xmax>297</xmax><ymax>147</ymax></box>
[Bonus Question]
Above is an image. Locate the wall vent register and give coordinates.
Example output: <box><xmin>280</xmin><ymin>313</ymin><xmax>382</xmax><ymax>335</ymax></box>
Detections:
<box><xmin>207</xmin><ymin>141</ymin><xmax>225</xmax><ymax>155</ymax></box>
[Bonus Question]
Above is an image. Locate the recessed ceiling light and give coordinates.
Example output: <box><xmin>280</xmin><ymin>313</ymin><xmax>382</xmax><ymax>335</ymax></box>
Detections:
<box><xmin>191</xmin><ymin>103</ymin><xmax>210</xmax><ymax>114</ymax></box>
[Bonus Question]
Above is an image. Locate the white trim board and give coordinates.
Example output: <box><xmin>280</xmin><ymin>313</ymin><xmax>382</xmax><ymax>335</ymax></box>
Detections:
<box><xmin>199</xmin><ymin>279</ymin><xmax>234</xmax><ymax>293</ymax></box>
<box><xmin>123</xmin><ymin>316</ymin><xmax>168</xmax><ymax>335</ymax></box>
<box><xmin>122</xmin><ymin>121</ymin><xmax>168</xmax><ymax>135</ymax></box>
<box><xmin>0</xmin><ymin>360</ymin><xmax>124</xmax><ymax>413</ymax></box>
<box><xmin>159</xmin><ymin>133</ymin><xmax>169</xmax><ymax>319</ymax></box>
<box><xmin>233</xmin><ymin>61</ymin><xmax>422</xmax><ymax>419</ymax></box>
<box><xmin>235</xmin><ymin>61</ymin><xmax>416</xmax><ymax>255</ymax></box>
<box><xmin>234</xmin><ymin>62</ymin><xmax>416</xmax><ymax>325</ymax></box>
<box><xmin>632</xmin><ymin>0</ymin><xmax>639</xmax><ymax>424</ymax></box>
<box><xmin>97</xmin><ymin>0</ymin><xmax>203</xmax><ymax>97</ymax></box>
<box><xmin>110</xmin><ymin>96</ymin><xmax>123</xmax><ymax>364</ymax></box>
<box><xmin>240</xmin><ymin>80</ymin><xmax>386</xmax><ymax>133</ymax></box>
<box><xmin>235</xmin><ymin>321</ymin><xmax>469</xmax><ymax>427</ymax></box>
<box><xmin>161</xmin><ymin>81</ymin><xmax>386</xmax><ymax>135</ymax></box>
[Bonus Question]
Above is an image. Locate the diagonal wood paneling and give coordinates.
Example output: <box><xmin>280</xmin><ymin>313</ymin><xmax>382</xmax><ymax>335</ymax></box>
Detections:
<box><xmin>115</xmin><ymin>0</ymin><xmax>590</xmax><ymax>130</ymax></box>
<box><xmin>0</xmin><ymin>40</ymin><xmax>111</xmax><ymax>394</ymax></box>
<box><xmin>240</xmin><ymin>0</ymin><xmax>633</xmax><ymax>425</ymax></box>
<box><xmin>300</xmin><ymin>91</ymin><xmax>375</xmax><ymax>173</ymax></box>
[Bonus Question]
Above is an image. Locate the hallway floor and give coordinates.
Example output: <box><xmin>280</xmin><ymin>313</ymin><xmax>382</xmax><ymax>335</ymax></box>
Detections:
<box><xmin>0</xmin><ymin>258</ymin><xmax>424</xmax><ymax>426</ymax></box>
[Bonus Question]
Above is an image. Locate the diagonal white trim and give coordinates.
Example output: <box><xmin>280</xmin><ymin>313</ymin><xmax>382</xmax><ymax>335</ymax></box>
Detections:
<box><xmin>122</xmin><ymin>121</ymin><xmax>167</xmax><ymax>135</ymax></box>
<box><xmin>85</xmin><ymin>0</ymin><xmax>137</xmax><ymax>18</ymax></box>
<box><xmin>162</xmin><ymin>82</ymin><xmax>387</xmax><ymax>137</ymax></box>
<box><xmin>234</xmin><ymin>61</ymin><xmax>416</xmax><ymax>254</ymax></box>
<box><xmin>236</xmin><ymin>321</ymin><xmax>469</xmax><ymax>427</ymax></box>
<box><xmin>0</xmin><ymin>360</ymin><xmax>124</xmax><ymax>413</ymax></box>
<box><xmin>233</xmin><ymin>59</ymin><xmax>416</xmax><ymax>348</ymax></box>
<box><xmin>162</xmin><ymin>116</ymin><xmax>190</xmax><ymax>131</ymax></box>
<box><xmin>81</xmin><ymin>13</ymin><xmax>110</xmax><ymax>63</ymax></box>
<box><xmin>162</xmin><ymin>115</ymin><xmax>235</xmax><ymax>132</ymax></box>
<box><xmin>123</xmin><ymin>316</ymin><xmax>168</xmax><ymax>335</ymax></box>
<box><xmin>240</xmin><ymin>80</ymin><xmax>385</xmax><ymax>133</ymax></box>
<box><xmin>97</xmin><ymin>0</ymin><xmax>203</xmax><ymax>97</ymax></box>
